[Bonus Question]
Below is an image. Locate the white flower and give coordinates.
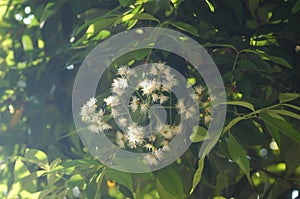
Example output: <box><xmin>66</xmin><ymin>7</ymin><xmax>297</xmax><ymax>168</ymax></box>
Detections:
<box><xmin>204</xmin><ymin>114</ymin><xmax>211</xmax><ymax>124</ymax></box>
<box><xmin>88</xmin><ymin>111</ymin><xmax>112</xmax><ymax>133</ymax></box>
<box><xmin>175</xmin><ymin>98</ymin><xmax>186</xmax><ymax>114</ymax></box>
<box><xmin>86</xmin><ymin>97</ymin><xmax>97</xmax><ymax>107</ymax></box>
<box><xmin>148</xmin><ymin>135</ymin><xmax>156</xmax><ymax>142</ymax></box>
<box><xmin>140</xmin><ymin>103</ymin><xmax>149</xmax><ymax>114</ymax></box>
<box><xmin>88</xmin><ymin>123</ymin><xmax>101</xmax><ymax>133</ymax></box>
<box><xmin>144</xmin><ymin>153</ymin><xmax>158</xmax><ymax>166</ymax></box>
<box><xmin>162</xmin><ymin>74</ymin><xmax>178</xmax><ymax>91</ymax></box>
<box><xmin>149</xmin><ymin>64</ymin><xmax>159</xmax><ymax>75</ymax></box>
<box><xmin>160</xmin><ymin>139</ymin><xmax>169</xmax><ymax>147</ymax></box>
<box><xmin>139</xmin><ymin>79</ymin><xmax>158</xmax><ymax>95</ymax></box>
<box><xmin>151</xmin><ymin>93</ymin><xmax>159</xmax><ymax>102</ymax></box>
<box><xmin>130</xmin><ymin>96</ymin><xmax>139</xmax><ymax>112</ymax></box>
<box><xmin>111</xmin><ymin>108</ymin><xmax>120</xmax><ymax>117</ymax></box>
<box><xmin>112</xmin><ymin>77</ymin><xmax>128</xmax><ymax>95</ymax></box>
<box><xmin>173</xmin><ymin>124</ymin><xmax>183</xmax><ymax>135</ymax></box>
<box><xmin>101</xmin><ymin>122</ymin><xmax>112</xmax><ymax>131</ymax></box>
<box><xmin>117</xmin><ymin>66</ymin><xmax>135</xmax><ymax>77</ymax></box>
<box><xmin>80</xmin><ymin>97</ymin><xmax>98</xmax><ymax>122</ymax></box>
<box><xmin>153</xmin><ymin>149</ymin><xmax>164</xmax><ymax>160</ymax></box>
<box><xmin>117</xmin><ymin>117</ymin><xmax>128</xmax><ymax>128</ymax></box>
<box><xmin>160</xmin><ymin>124</ymin><xmax>173</xmax><ymax>139</ymax></box>
<box><xmin>159</xmin><ymin>94</ymin><xmax>168</xmax><ymax>104</ymax></box>
<box><xmin>156</xmin><ymin>62</ymin><xmax>166</xmax><ymax>72</ymax></box>
<box><xmin>208</xmin><ymin>95</ymin><xmax>216</xmax><ymax>102</ymax></box>
<box><xmin>185</xmin><ymin>107</ymin><xmax>196</xmax><ymax>119</ymax></box>
<box><xmin>116</xmin><ymin>131</ymin><xmax>126</xmax><ymax>148</ymax></box>
<box><xmin>190</xmin><ymin>92</ymin><xmax>199</xmax><ymax>102</ymax></box>
<box><xmin>104</xmin><ymin>96</ymin><xmax>120</xmax><ymax>107</ymax></box>
<box><xmin>195</xmin><ymin>85</ymin><xmax>204</xmax><ymax>95</ymax></box>
<box><xmin>162</xmin><ymin>144</ymin><xmax>170</xmax><ymax>151</ymax></box>
<box><xmin>80</xmin><ymin>104</ymin><xmax>95</xmax><ymax>122</ymax></box>
<box><xmin>127</xmin><ymin>123</ymin><xmax>144</xmax><ymax>145</ymax></box>
<box><xmin>127</xmin><ymin>141</ymin><xmax>138</xmax><ymax>149</ymax></box>
<box><xmin>162</xmin><ymin>66</ymin><xmax>171</xmax><ymax>77</ymax></box>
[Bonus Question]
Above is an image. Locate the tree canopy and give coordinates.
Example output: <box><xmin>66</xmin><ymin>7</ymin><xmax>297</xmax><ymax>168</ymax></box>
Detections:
<box><xmin>0</xmin><ymin>0</ymin><xmax>300</xmax><ymax>198</ymax></box>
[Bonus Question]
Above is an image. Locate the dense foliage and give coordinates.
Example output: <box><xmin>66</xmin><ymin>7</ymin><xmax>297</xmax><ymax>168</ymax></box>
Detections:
<box><xmin>0</xmin><ymin>0</ymin><xmax>300</xmax><ymax>198</ymax></box>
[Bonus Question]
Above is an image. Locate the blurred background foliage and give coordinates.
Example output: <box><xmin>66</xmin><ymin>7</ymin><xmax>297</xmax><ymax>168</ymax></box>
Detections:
<box><xmin>0</xmin><ymin>0</ymin><xmax>300</xmax><ymax>198</ymax></box>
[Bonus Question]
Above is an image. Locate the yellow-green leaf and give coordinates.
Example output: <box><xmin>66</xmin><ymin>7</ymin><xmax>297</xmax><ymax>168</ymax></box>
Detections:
<box><xmin>279</xmin><ymin>93</ymin><xmax>300</xmax><ymax>103</ymax></box>
<box><xmin>24</xmin><ymin>148</ymin><xmax>49</xmax><ymax>170</ymax></box>
<box><xmin>189</xmin><ymin>158</ymin><xmax>205</xmax><ymax>194</ymax></box>
<box><xmin>225</xmin><ymin>101</ymin><xmax>255</xmax><ymax>111</ymax></box>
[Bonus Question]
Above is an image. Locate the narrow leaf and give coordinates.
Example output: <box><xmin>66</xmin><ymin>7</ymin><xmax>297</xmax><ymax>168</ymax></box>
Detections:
<box><xmin>261</xmin><ymin>112</ymin><xmax>300</xmax><ymax>144</ymax></box>
<box><xmin>279</xmin><ymin>93</ymin><xmax>300</xmax><ymax>103</ymax></box>
<box><xmin>227</xmin><ymin>134</ymin><xmax>251</xmax><ymax>181</ymax></box>
<box><xmin>189</xmin><ymin>158</ymin><xmax>205</xmax><ymax>194</ymax></box>
<box><xmin>292</xmin><ymin>0</ymin><xmax>300</xmax><ymax>14</ymax></box>
<box><xmin>170</xmin><ymin>21</ymin><xmax>200</xmax><ymax>37</ymax></box>
<box><xmin>225</xmin><ymin>101</ymin><xmax>255</xmax><ymax>111</ymax></box>
<box><xmin>131</xmin><ymin>13</ymin><xmax>160</xmax><ymax>23</ymax></box>
<box><xmin>282</xmin><ymin>103</ymin><xmax>300</xmax><ymax>112</ymax></box>
<box><xmin>267</xmin><ymin>109</ymin><xmax>300</xmax><ymax>120</ymax></box>
<box><xmin>257</xmin><ymin>51</ymin><xmax>293</xmax><ymax>69</ymax></box>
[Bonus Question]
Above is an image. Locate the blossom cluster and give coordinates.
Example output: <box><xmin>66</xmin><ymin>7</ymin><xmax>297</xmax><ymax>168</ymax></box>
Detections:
<box><xmin>80</xmin><ymin>62</ymin><xmax>212</xmax><ymax>166</ymax></box>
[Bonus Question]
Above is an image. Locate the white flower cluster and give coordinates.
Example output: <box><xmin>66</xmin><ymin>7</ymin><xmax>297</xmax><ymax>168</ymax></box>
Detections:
<box><xmin>80</xmin><ymin>62</ymin><xmax>212</xmax><ymax>166</ymax></box>
<box><xmin>80</xmin><ymin>97</ymin><xmax>111</xmax><ymax>133</ymax></box>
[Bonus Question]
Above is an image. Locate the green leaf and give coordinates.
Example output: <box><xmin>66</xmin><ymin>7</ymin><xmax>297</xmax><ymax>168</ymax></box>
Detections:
<box><xmin>237</xmin><ymin>59</ymin><xmax>258</xmax><ymax>71</ymax></box>
<box><xmin>171</xmin><ymin>0</ymin><xmax>184</xmax><ymax>9</ymax></box>
<box><xmin>227</xmin><ymin>133</ymin><xmax>251</xmax><ymax>181</ymax></box>
<box><xmin>75</xmin><ymin>17</ymin><xmax>116</xmax><ymax>36</ymax></box>
<box><xmin>24</xmin><ymin>149</ymin><xmax>49</xmax><ymax>170</ymax></box>
<box><xmin>203</xmin><ymin>43</ymin><xmax>238</xmax><ymax>52</ymax></box>
<box><xmin>67</xmin><ymin>174</ymin><xmax>84</xmax><ymax>187</ymax></box>
<box><xmin>131</xmin><ymin>13</ymin><xmax>160</xmax><ymax>23</ymax></box>
<box><xmin>257</xmin><ymin>51</ymin><xmax>293</xmax><ymax>69</ymax></box>
<box><xmin>267</xmin><ymin>109</ymin><xmax>300</xmax><ymax>120</ymax></box>
<box><xmin>14</xmin><ymin>159</ymin><xmax>30</xmax><ymax>181</ymax></box>
<box><xmin>105</xmin><ymin>168</ymin><xmax>133</xmax><ymax>192</ymax></box>
<box><xmin>265</xmin><ymin>123</ymin><xmax>281</xmax><ymax>147</ymax></box>
<box><xmin>190</xmin><ymin>126</ymin><xmax>209</xmax><ymax>142</ymax></box>
<box><xmin>279</xmin><ymin>93</ymin><xmax>300</xmax><ymax>103</ymax></box>
<box><xmin>156</xmin><ymin>179</ymin><xmax>178</xmax><ymax>199</ymax></box>
<box><xmin>39</xmin><ymin>1</ymin><xmax>64</xmax><ymax>28</ymax></box>
<box><xmin>47</xmin><ymin>158</ymin><xmax>62</xmax><ymax>187</ymax></box>
<box><xmin>170</xmin><ymin>21</ymin><xmax>200</xmax><ymax>37</ymax></box>
<box><xmin>222</xmin><ymin>117</ymin><xmax>245</xmax><ymax>134</ymax></box>
<box><xmin>189</xmin><ymin>158</ymin><xmax>205</xmax><ymax>194</ymax></box>
<box><xmin>292</xmin><ymin>0</ymin><xmax>300</xmax><ymax>14</ymax></box>
<box><xmin>225</xmin><ymin>101</ymin><xmax>255</xmax><ymax>111</ymax></box>
<box><xmin>204</xmin><ymin>0</ymin><xmax>215</xmax><ymax>12</ymax></box>
<box><xmin>155</xmin><ymin>167</ymin><xmax>184</xmax><ymax>198</ymax></box>
<box><xmin>261</xmin><ymin>112</ymin><xmax>300</xmax><ymax>144</ymax></box>
<box><xmin>7</xmin><ymin>182</ymin><xmax>22</xmax><ymax>198</ymax></box>
<box><xmin>282</xmin><ymin>103</ymin><xmax>300</xmax><ymax>112</ymax></box>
